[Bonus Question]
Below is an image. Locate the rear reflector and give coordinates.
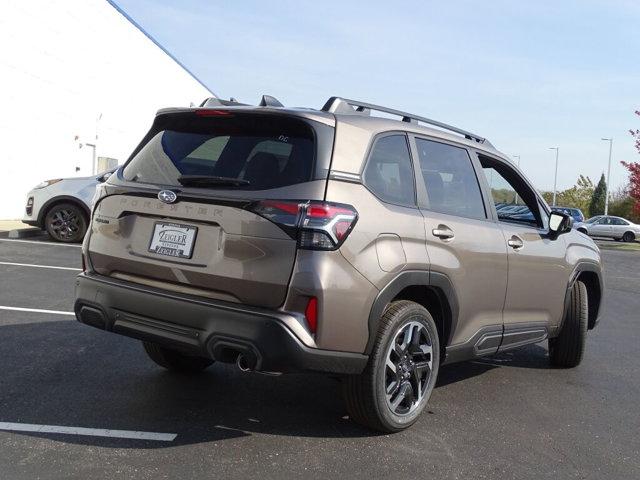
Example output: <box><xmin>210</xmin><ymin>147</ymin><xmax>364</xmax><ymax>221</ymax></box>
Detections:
<box><xmin>305</xmin><ymin>297</ymin><xmax>318</xmax><ymax>334</ymax></box>
<box><xmin>249</xmin><ymin>200</ymin><xmax>358</xmax><ymax>250</ymax></box>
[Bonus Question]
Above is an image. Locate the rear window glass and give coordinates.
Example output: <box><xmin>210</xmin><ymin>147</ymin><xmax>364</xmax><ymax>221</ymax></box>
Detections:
<box><xmin>123</xmin><ymin>113</ymin><xmax>316</xmax><ymax>190</ymax></box>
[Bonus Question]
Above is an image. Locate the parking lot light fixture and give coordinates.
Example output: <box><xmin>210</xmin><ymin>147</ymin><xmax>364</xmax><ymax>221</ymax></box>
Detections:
<box><xmin>601</xmin><ymin>138</ymin><xmax>613</xmax><ymax>215</ymax></box>
<box><xmin>549</xmin><ymin>147</ymin><xmax>559</xmax><ymax>207</ymax></box>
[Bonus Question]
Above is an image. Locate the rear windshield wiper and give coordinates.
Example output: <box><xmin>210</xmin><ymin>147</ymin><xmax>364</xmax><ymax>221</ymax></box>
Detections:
<box><xmin>177</xmin><ymin>175</ymin><xmax>250</xmax><ymax>187</ymax></box>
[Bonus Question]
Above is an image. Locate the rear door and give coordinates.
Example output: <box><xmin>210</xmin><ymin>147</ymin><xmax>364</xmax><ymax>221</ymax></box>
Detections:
<box><xmin>610</xmin><ymin>217</ymin><xmax>628</xmax><ymax>238</ymax></box>
<box><xmin>89</xmin><ymin>111</ymin><xmax>333</xmax><ymax>308</ymax></box>
<box><xmin>409</xmin><ymin>136</ymin><xmax>508</xmax><ymax>352</ymax></box>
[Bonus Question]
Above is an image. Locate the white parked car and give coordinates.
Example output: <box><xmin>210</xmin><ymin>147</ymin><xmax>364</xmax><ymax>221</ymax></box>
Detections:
<box><xmin>574</xmin><ymin>215</ymin><xmax>640</xmax><ymax>243</ymax></box>
<box><xmin>22</xmin><ymin>169</ymin><xmax>115</xmax><ymax>243</ymax></box>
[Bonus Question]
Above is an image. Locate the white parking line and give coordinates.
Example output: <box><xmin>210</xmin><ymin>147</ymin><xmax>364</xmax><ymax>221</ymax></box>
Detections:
<box><xmin>0</xmin><ymin>238</ymin><xmax>81</xmax><ymax>248</ymax></box>
<box><xmin>0</xmin><ymin>261</ymin><xmax>81</xmax><ymax>272</ymax></box>
<box><xmin>0</xmin><ymin>422</ymin><xmax>176</xmax><ymax>442</ymax></box>
<box><xmin>0</xmin><ymin>306</ymin><xmax>75</xmax><ymax>316</ymax></box>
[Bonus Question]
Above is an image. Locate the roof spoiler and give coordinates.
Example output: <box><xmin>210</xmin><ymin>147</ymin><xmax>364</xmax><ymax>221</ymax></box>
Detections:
<box><xmin>199</xmin><ymin>94</ymin><xmax>284</xmax><ymax>109</ymax></box>
<box><xmin>199</xmin><ymin>95</ymin><xmax>249</xmax><ymax>107</ymax></box>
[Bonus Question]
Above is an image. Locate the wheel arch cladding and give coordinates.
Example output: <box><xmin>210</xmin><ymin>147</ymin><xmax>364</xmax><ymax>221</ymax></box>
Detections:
<box><xmin>365</xmin><ymin>270</ymin><xmax>459</xmax><ymax>357</ymax></box>
<box><xmin>576</xmin><ymin>270</ymin><xmax>602</xmax><ymax>330</ymax></box>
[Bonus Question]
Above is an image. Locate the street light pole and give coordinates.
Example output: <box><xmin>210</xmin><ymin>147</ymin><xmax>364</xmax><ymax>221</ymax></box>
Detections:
<box><xmin>549</xmin><ymin>147</ymin><xmax>559</xmax><ymax>207</ymax></box>
<box><xmin>601</xmin><ymin>138</ymin><xmax>613</xmax><ymax>215</ymax></box>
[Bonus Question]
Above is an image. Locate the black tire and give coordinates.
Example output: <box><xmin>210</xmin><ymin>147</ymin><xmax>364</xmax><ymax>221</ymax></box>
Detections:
<box><xmin>143</xmin><ymin>341</ymin><xmax>213</xmax><ymax>373</ymax></box>
<box><xmin>44</xmin><ymin>202</ymin><xmax>88</xmax><ymax>243</ymax></box>
<box><xmin>622</xmin><ymin>231</ymin><xmax>635</xmax><ymax>243</ymax></box>
<box><xmin>549</xmin><ymin>280</ymin><xmax>588</xmax><ymax>368</ymax></box>
<box><xmin>342</xmin><ymin>300</ymin><xmax>440</xmax><ymax>433</ymax></box>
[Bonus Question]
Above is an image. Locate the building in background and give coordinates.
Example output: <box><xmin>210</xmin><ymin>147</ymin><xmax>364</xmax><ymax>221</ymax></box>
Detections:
<box><xmin>0</xmin><ymin>0</ymin><xmax>213</xmax><ymax>219</ymax></box>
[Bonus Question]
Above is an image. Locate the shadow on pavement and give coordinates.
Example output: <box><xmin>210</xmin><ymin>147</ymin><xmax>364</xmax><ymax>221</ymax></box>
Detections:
<box><xmin>0</xmin><ymin>320</ymin><xmax>551</xmax><ymax>448</ymax></box>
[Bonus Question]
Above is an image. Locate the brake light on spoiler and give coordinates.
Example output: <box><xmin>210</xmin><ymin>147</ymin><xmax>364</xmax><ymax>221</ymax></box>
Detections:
<box><xmin>250</xmin><ymin>200</ymin><xmax>358</xmax><ymax>250</ymax></box>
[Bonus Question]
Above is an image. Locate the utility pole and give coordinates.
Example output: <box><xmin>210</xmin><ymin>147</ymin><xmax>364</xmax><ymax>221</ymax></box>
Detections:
<box><xmin>601</xmin><ymin>138</ymin><xmax>613</xmax><ymax>215</ymax></box>
<box><xmin>549</xmin><ymin>147</ymin><xmax>559</xmax><ymax>207</ymax></box>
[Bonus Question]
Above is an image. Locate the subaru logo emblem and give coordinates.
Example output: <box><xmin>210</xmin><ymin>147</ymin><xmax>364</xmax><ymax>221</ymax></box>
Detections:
<box><xmin>158</xmin><ymin>190</ymin><xmax>177</xmax><ymax>204</ymax></box>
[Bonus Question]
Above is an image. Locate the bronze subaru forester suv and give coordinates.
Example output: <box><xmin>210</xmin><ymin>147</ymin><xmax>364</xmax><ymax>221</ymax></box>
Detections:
<box><xmin>75</xmin><ymin>95</ymin><xmax>603</xmax><ymax>432</ymax></box>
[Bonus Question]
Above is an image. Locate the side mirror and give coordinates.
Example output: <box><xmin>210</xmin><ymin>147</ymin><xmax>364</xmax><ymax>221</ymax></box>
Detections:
<box><xmin>549</xmin><ymin>211</ymin><xmax>573</xmax><ymax>238</ymax></box>
<box><xmin>98</xmin><ymin>172</ymin><xmax>112</xmax><ymax>183</ymax></box>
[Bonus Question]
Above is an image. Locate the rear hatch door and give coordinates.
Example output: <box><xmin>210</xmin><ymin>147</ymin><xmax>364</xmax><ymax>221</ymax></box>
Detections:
<box><xmin>88</xmin><ymin>110</ymin><xmax>334</xmax><ymax>308</ymax></box>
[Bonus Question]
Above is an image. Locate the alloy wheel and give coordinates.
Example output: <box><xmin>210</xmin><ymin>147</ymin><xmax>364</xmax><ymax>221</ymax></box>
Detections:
<box><xmin>384</xmin><ymin>320</ymin><xmax>433</xmax><ymax>416</ymax></box>
<box><xmin>49</xmin><ymin>209</ymin><xmax>81</xmax><ymax>240</ymax></box>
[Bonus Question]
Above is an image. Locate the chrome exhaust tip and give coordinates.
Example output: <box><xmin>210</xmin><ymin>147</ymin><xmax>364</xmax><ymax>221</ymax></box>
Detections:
<box><xmin>236</xmin><ymin>354</ymin><xmax>253</xmax><ymax>372</ymax></box>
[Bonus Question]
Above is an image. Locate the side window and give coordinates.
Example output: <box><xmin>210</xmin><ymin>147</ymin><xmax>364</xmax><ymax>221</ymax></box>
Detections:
<box><xmin>363</xmin><ymin>135</ymin><xmax>416</xmax><ymax>207</ymax></box>
<box><xmin>479</xmin><ymin>155</ymin><xmax>542</xmax><ymax>228</ymax></box>
<box><xmin>612</xmin><ymin>218</ymin><xmax>628</xmax><ymax>226</ymax></box>
<box><xmin>414</xmin><ymin>138</ymin><xmax>486</xmax><ymax>219</ymax></box>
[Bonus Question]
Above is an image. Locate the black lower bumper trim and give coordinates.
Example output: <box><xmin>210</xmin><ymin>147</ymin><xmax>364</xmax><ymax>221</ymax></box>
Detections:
<box><xmin>74</xmin><ymin>273</ymin><xmax>367</xmax><ymax>375</ymax></box>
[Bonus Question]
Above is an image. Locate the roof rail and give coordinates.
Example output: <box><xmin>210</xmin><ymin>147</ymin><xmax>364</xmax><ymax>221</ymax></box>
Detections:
<box><xmin>321</xmin><ymin>97</ymin><xmax>491</xmax><ymax>146</ymax></box>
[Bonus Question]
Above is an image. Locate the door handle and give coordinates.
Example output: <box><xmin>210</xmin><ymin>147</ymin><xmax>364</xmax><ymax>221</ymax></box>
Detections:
<box><xmin>507</xmin><ymin>235</ymin><xmax>524</xmax><ymax>250</ymax></box>
<box><xmin>432</xmin><ymin>225</ymin><xmax>454</xmax><ymax>240</ymax></box>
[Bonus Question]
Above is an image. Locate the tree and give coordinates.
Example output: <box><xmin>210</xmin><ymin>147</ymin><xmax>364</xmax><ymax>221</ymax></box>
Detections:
<box><xmin>608</xmin><ymin>185</ymin><xmax>637</xmax><ymax>221</ymax></box>
<box><xmin>557</xmin><ymin>175</ymin><xmax>594</xmax><ymax>213</ymax></box>
<box><xmin>621</xmin><ymin>161</ymin><xmax>640</xmax><ymax>218</ymax></box>
<box><xmin>589</xmin><ymin>173</ymin><xmax>607</xmax><ymax>216</ymax></box>
<box><xmin>540</xmin><ymin>175</ymin><xmax>594</xmax><ymax>213</ymax></box>
<box><xmin>630</xmin><ymin>109</ymin><xmax>640</xmax><ymax>153</ymax></box>
<box><xmin>621</xmin><ymin>109</ymin><xmax>640</xmax><ymax>218</ymax></box>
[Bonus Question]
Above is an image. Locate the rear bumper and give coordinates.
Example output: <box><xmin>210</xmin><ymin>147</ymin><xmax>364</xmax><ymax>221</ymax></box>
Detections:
<box><xmin>74</xmin><ymin>273</ymin><xmax>367</xmax><ymax>374</ymax></box>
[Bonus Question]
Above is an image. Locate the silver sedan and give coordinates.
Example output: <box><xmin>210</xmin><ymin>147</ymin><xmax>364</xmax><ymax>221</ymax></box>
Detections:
<box><xmin>575</xmin><ymin>215</ymin><xmax>640</xmax><ymax>242</ymax></box>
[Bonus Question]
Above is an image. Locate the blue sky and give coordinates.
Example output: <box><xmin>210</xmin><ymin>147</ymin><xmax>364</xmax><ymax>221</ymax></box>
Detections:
<box><xmin>114</xmin><ymin>0</ymin><xmax>639</xmax><ymax>192</ymax></box>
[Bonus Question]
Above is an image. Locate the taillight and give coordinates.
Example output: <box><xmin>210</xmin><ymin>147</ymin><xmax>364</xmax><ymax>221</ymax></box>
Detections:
<box><xmin>250</xmin><ymin>200</ymin><xmax>358</xmax><ymax>250</ymax></box>
<box><xmin>305</xmin><ymin>297</ymin><xmax>318</xmax><ymax>334</ymax></box>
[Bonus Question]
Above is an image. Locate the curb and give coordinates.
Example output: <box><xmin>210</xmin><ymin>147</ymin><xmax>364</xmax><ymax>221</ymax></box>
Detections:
<box><xmin>8</xmin><ymin>228</ymin><xmax>43</xmax><ymax>239</ymax></box>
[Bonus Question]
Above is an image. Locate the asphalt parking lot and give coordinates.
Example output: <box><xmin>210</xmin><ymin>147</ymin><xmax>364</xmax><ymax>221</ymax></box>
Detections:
<box><xmin>0</xmin><ymin>234</ymin><xmax>639</xmax><ymax>479</ymax></box>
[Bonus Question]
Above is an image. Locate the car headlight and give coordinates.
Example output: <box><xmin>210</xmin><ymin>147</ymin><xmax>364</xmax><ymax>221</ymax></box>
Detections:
<box><xmin>33</xmin><ymin>179</ymin><xmax>63</xmax><ymax>189</ymax></box>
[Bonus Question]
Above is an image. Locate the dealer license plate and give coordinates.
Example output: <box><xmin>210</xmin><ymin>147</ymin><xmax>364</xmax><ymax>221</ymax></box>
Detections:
<box><xmin>148</xmin><ymin>222</ymin><xmax>198</xmax><ymax>259</ymax></box>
